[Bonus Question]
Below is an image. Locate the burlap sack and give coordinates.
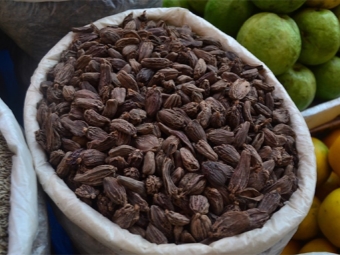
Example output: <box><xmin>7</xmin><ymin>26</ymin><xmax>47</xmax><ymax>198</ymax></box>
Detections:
<box><xmin>0</xmin><ymin>99</ymin><xmax>40</xmax><ymax>255</ymax></box>
<box><xmin>24</xmin><ymin>8</ymin><xmax>316</xmax><ymax>255</ymax></box>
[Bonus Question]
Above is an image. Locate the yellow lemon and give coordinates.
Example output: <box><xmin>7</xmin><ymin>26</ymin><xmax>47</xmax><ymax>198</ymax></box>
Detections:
<box><xmin>323</xmin><ymin>129</ymin><xmax>340</xmax><ymax>148</ymax></box>
<box><xmin>328</xmin><ymin>135</ymin><xmax>340</xmax><ymax>178</ymax></box>
<box><xmin>306</xmin><ymin>0</ymin><xmax>340</xmax><ymax>9</ymax></box>
<box><xmin>292</xmin><ymin>196</ymin><xmax>320</xmax><ymax>240</ymax></box>
<box><xmin>315</xmin><ymin>171</ymin><xmax>340</xmax><ymax>201</ymax></box>
<box><xmin>318</xmin><ymin>188</ymin><xmax>340</xmax><ymax>247</ymax></box>
<box><xmin>280</xmin><ymin>239</ymin><xmax>302</xmax><ymax>255</ymax></box>
<box><xmin>312</xmin><ymin>137</ymin><xmax>332</xmax><ymax>187</ymax></box>
<box><xmin>298</xmin><ymin>238</ymin><xmax>338</xmax><ymax>253</ymax></box>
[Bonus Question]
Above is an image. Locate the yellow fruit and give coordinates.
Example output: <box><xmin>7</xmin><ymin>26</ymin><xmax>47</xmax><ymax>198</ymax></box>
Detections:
<box><xmin>328</xmin><ymin>136</ymin><xmax>340</xmax><ymax>178</ymax></box>
<box><xmin>280</xmin><ymin>239</ymin><xmax>302</xmax><ymax>255</ymax></box>
<box><xmin>306</xmin><ymin>0</ymin><xmax>340</xmax><ymax>9</ymax></box>
<box><xmin>312</xmin><ymin>137</ymin><xmax>332</xmax><ymax>187</ymax></box>
<box><xmin>316</xmin><ymin>171</ymin><xmax>340</xmax><ymax>201</ymax></box>
<box><xmin>298</xmin><ymin>238</ymin><xmax>338</xmax><ymax>253</ymax></box>
<box><xmin>292</xmin><ymin>197</ymin><xmax>320</xmax><ymax>240</ymax></box>
<box><xmin>318</xmin><ymin>188</ymin><xmax>340</xmax><ymax>247</ymax></box>
<box><xmin>323</xmin><ymin>129</ymin><xmax>340</xmax><ymax>148</ymax></box>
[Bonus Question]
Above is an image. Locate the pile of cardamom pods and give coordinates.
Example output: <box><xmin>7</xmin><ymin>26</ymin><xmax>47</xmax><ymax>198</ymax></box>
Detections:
<box><xmin>35</xmin><ymin>11</ymin><xmax>299</xmax><ymax>245</ymax></box>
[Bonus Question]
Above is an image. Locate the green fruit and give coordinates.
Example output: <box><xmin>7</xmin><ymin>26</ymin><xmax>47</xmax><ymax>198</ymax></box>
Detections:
<box><xmin>162</xmin><ymin>0</ymin><xmax>190</xmax><ymax>8</ymax></box>
<box><xmin>252</xmin><ymin>0</ymin><xmax>306</xmax><ymax>14</ymax></box>
<box><xmin>237</xmin><ymin>13</ymin><xmax>301</xmax><ymax>75</ymax></box>
<box><xmin>204</xmin><ymin>0</ymin><xmax>259</xmax><ymax>38</ymax></box>
<box><xmin>332</xmin><ymin>5</ymin><xmax>340</xmax><ymax>54</ymax></box>
<box><xmin>311</xmin><ymin>56</ymin><xmax>340</xmax><ymax>100</ymax></box>
<box><xmin>187</xmin><ymin>0</ymin><xmax>208</xmax><ymax>15</ymax></box>
<box><xmin>277</xmin><ymin>63</ymin><xmax>316</xmax><ymax>111</ymax></box>
<box><xmin>162</xmin><ymin>0</ymin><xmax>181</xmax><ymax>7</ymax></box>
<box><xmin>293</xmin><ymin>8</ymin><xmax>340</xmax><ymax>66</ymax></box>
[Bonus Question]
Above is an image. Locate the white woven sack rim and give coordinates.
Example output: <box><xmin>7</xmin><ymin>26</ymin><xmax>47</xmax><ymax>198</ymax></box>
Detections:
<box><xmin>0</xmin><ymin>99</ymin><xmax>38</xmax><ymax>255</ymax></box>
<box><xmin>24</xmin><ymin>7</ymin><xmax>316</xmax><ymax>255</ymax></box>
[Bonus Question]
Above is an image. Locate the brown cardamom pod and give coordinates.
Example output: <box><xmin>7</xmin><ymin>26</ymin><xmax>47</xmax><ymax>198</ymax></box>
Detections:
<box><xmin>103</xmin><ymin>177</ymin><xmax>127</xmax><ymax>205</ymax></box>
<box><xmin>190</xmin><ymin>213</ymin><xmax>211</xmax><ymax>242</ymax></box>
<box><xmin>180</xmin><ymin>147</ymin><xmax>200</xmax><ymax>172</ymax></box>
<box><xmin>189</xmin><ymin>195</ymin><xmax>210</xmax><ymax>214</ymax></box>
<box><xmin>112</xmin><ymin>203</ymin><xmax>140</xmax><ymax>229</ymax></box>
<box><xmin>74</xmin><ymin>165</ymin><xmax>116</xmax><ymax>186</ymax></box>
<box><xmin>194</xmin><ymin>140</ymin><xmax>218</xmax><ymax>161</ymax></box>
<box><xmin>184</xmin><ymin>119</ymin><xmax>207</xmax><ymax>143</ymax></box>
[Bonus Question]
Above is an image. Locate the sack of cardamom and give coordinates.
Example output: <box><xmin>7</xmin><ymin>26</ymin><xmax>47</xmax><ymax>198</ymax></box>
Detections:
<box><xmin>24</xmin><ymin>7</ymin><xmax>316</xmax><ymax>255</ymax></box>
<box><xmin>0</xmin><ymin>99</ymin><xmax>41</xmax><ymax>255</ymax></box>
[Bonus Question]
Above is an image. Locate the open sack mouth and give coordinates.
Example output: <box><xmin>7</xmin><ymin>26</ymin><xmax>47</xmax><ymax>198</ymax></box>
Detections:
<box><xmin>24</xmin><ymin>8</ymin><xmax>315</xmax><ymax>254</ymax></box>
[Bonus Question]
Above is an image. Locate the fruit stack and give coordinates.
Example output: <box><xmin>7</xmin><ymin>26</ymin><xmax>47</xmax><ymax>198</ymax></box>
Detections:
<box><xmin>162</xmin><ymin>0</ymin><xmax>340</xmax><ymax>112</ymax></box>
<box><xmin>281</xmin><ymin>126</ymin><xmax>340</xmax><ymax>254</ymax></box>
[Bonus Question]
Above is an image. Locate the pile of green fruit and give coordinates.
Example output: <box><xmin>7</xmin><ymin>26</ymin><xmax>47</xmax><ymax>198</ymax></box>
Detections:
<box><xmin>162</xmin><ymin>0</ymin><xmax>340</xmax><ymax>111</ymax></box>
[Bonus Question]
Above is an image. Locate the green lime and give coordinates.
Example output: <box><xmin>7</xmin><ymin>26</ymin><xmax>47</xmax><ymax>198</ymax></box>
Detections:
<box><xmin>187</xmin><ymin>0</ymin><xmax>208</xmax><ymax>15</ymax></box>
<box><xmin>204</xmin><ymin>0</ymin><xmax>259</xmax><ymax>38</ymax></box>
<box><xmin>277</xmin><ymin>63</ymin><xmax>316</xmax><ymax>111</ymax></box>
<box><xmin>237</xmin><ymin>13</ymin><xmax>301</xmax><ymax>76</ymax></box>
<box><xmin>162</xmin><ymin>0</ymin><xmax>190</xmax><ymax>8</ymax></box>
<box><xmin>293</xmin><ymin>8</ymin><xmax>340</xmax><ymax>66</ymax></box>
<box><xmin>310</xmin><ymin>56</ymin><xmax>340</xmax><ymax>100</ymax></box>
<box><xmin>252</xmin><ymin>0</ymin><xmax>306</xmax><ymax>14</ymax></box>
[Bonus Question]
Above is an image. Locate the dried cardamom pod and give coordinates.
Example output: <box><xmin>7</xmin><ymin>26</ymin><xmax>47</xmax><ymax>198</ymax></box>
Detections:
<box><xmin>153</xmin><ymin>192</ymin><xmax>175</xmax><ymax>211</ymax></box>
<box><xmin>258</xmin><ymin>190</ymin><xmax>281</xmax><ymax>214</ymax></box>
<box><xmin>162</xmin><ymin>135</ymin><xmax>180</xmax><ymax>156</ymax></box>
<box><xmin>145</xmin><ymin>175</ymin><xmax>162</xmax><ymax>195</ymax></box>
<box><xmin>228</xmin><ymin>149</ymin><xmax>251</xmax><ymax>194</ymax></box>
<box><xmin>233</xmin><ymin>121</ymin><xmax>250</xmax><ymax>149</ymax></box>
<box><xmin>127</xmin><ymin>149</ymin><xmax>144</xmax><ymax>168</ymax></box>
<box><xmin>103</xmin><ymin>177</ymin><xmax>127</xmax><ymax>205</ymax></box>
<box><xmin>128</xmin><ymin>225</ymin><xmax>146</xmax><ymax>238</ymax></box>
<box><xmin>165</xmin><ymin>210</ymin><xmax>190</xmax><ymax>226</ymax></box>
<box><xmin>127</xmin><ymin>190</ymin><xmax>149</xmax><ymax>212</ymax></box>
<box><xmin>111</xmin><ymin>87</ymin><xmax>126</xmax><ymax>105</ymax></box>
<box><xmin>184</xmin><ymin>120</ymin><xmax>207</xmax><ymax>143</ymax></box>
<box><xmin>112</xmin><ymin>203</ymin><xmax>140</xmax><ymax>229</ymax></box>
<box><xmin>135</xmin><ymin>134</ymin><xmax>161</xmax><ymax>152</ymax></box>
<box><xmin>145</xmin><ymin>223</ymin><xmax>168</xmax><ymax>244</ymax></box>
<box><xmin>80</xmin><ymin>149</ymin><xmax>106</xmax><ymax>167</ymax></box>
<box><xmin>204</xmin><ymin>187</ymin><xmax>224</xmax><ymax>216</ymax></box>
<box><xmin>123</xmin><ymin>167</ymin><xmax>140</xmax><ymax>180</ymax></box>
<box><xmin>189</xmin><ymin>195</ymin><xmax>210</xmax><ymax>214</ymax></box>
<box><xmin>145</xmin><ymin>86</ymin><xmax>162</xmax><ymax>118</ymax></box>
<box><xmin>74</xmin><ymin>165</ymin><xmax>116</xmax><ymax>186</ymax></box>
<box><xmin>213</xmin><ymin>144</ymin><xmax>240</xmax><ymax>167</ymax></box>
<box><xmin>190</xmin><ymin>213</ymin><xmax>211</xmax><ymax>241</ymax></box>
<box><xmin>197</xmin><ymin>101</ymin><xmax>212</xmax><ymax>129</ymax></box>
<box><xmin>117</xmin><ymin>175</ymin><xmax>146</xmax><ymax>197</ymax></box>
<box><xmin>194</xmin><ymin>140</ymin><xmax>218</xmax><ymax>161</ymax></box>
<box><xmin>150</xmin><ymin>205</ymin><xmax>173</xmax><ymax>239</ymax></box>
<box><xmin>201</xmin><ymin>161</ymin><xmax>233</xmax><ymax>187</ymax></box>
<box><xmin>180</xmin><ymin>147</ymin><xmax>200</xmax><ymax>172</ymax></box>
<box><xmin>163</xmin><ymin>94</ymin><xmax>182</xmax><ymax>109</ymax></box>
<box><xmin>206</xmin><ymin>129</ymin><xmax>235</xmax><ymax>145</ymax></box>
<box><xmin>229</xmin><ymin>78</ymin><xmax>251</xmax><ymax>100</ymax></box>
<box><xmin>84</xmin><ymin>109</ymin><xmax>110</xmax><ymax>127</ymax></box>
<box><xmin>157</xmin><ymin>109</ymin><xmax>186</xmax><ymax>130</ymax></box>
<box><xmin>179</xmin><ymin>173</ymin><xmax>206</xmax><ymax>195</ymax></box>
<box><xmin>210</xmin><ymin>210</ymin><xmax>249</xmax><ymax>239</ymax></box>
<box><xmin>171</xmin><ymin>167</ymin><xmax>185</xmax><ymax>185</ymax></box>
